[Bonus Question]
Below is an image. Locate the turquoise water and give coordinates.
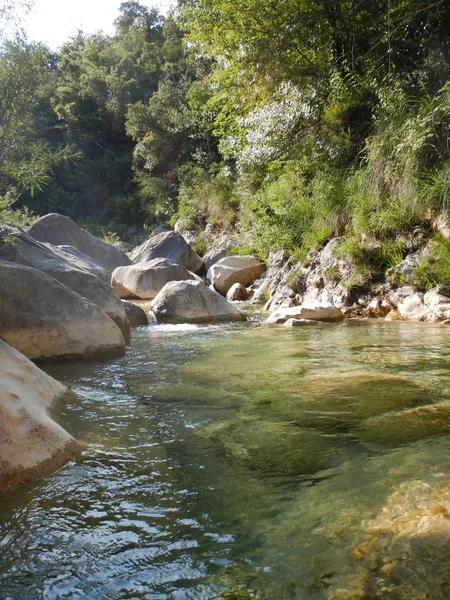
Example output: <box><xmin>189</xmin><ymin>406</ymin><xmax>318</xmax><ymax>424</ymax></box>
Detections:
<box><xmin>2</xmin><ymin>318</ymin><xmax>450</xmax><ymax>599</ymax></box>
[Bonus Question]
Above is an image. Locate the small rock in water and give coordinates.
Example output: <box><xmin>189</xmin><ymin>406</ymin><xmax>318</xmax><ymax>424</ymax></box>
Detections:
<box><xmin>266</xmin><ymin>303</ymin><xmax>344</xmax><ymax>324</ymax></box>
<box><xmin>121</xmin><ymin>300</ymin><xmax>148</xmax><ymax>327</ymax></box>
<box><xmin>283</xmin><ymin>318</ymin><xmax>323</xmax><ymax>327</ymax></box>
<box><xmin>226</xmin><ymin>283</ymin><xmax>248</xmax><ymax>301</ymax></box>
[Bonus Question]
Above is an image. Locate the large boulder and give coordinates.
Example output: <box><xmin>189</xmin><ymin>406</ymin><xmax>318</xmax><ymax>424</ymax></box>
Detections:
<box><xmin>266</xmin><ymin>303</ymin><xmax>344</xmax><ymax>324</ymax></box>
<box><xmin>198</xmin><ymin>417</ymin><xmax>341</xmax><ymax>476</ymax></box>
<box><xmin>129</xmin><ymin>231</ymin><xmax>204</xmax><ymax>274</ymax></box>
<box><xmin>27</xmin><ymin>213</ymin><xmax>132</xmax><ymax>273</ymax></box>
<box><xmin>0</xmin><ymin>339</ymin><xmax>81</xmax><ymax>492</ymax></box>
<box><xmin>203</xmin><ymin>247</ymin><xmax>228</xmax><ymax>272</ymax></box>
<box><xmin>207</xmin><ymin>255</ymin><xmax>266</xmax><ymax>295</ymax></box>
<box><xmin>111</xmin><ymin>258</ymin><xmax>197</xmax><ymax>299</ymax></box>
<box><xmin>0</xmin><ymin>261</ymin><xmax>126</xmax><ymax>361</ymax></box>
<box><xmin>356</xmin><ymin>401</ymin><xmax>450</xmax><ymax>447</ymax></box>
<box><xmin>50</xmin><ymin>244</ymin><xmax>110</xmax><ymax>282</ymax></box>
<box><xmin>152</xmin><ymin>280</ymin><xmax>247</xmax><ymax>324</ymax></box>
<box><xmin>0</xmin><ymin>223</ymin><xmax>130</xmax><ymax>342</ymax></box>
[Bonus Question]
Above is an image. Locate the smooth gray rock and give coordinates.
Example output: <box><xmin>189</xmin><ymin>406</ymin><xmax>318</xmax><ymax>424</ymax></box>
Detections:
<box><xmin>152</xmin><ymin>280</ymin><xmax>247</xmax><ymax>324</ymax></box>
<box><xmin>112</xmin><ymin>258</ymin><xmax>197</xmax><ymax>299</ymax></box>
<box><xmin>130</xmin><ymin>231</ymin><xmax>204</xmax><ymax>274</ymax></box>
<box><xmin>50</xmin><ymin>244</ymin><xmax>110</xmax><ymax>282</ymax></box>
<box><xmin>0</xmin><ymin>261</ymin><xmax>126</xmax><ymax>361</ymax></box>
<box><xmin>27</xmin><ymin>213</ymin><xmax>132</xmax><ymax>273</ymax></box>
<box><xmin>204</xmin><ymin>247</ymin><xmax>228</xmax><ymax>272</ymax></box>
<box><xmin>122</xmin><ymin>300</ymin><xmax>149</xmax><ymax>327</ymax></box>
<box><xmin>0</xmin><ymin>223</ymin><xmax>130</xmax><ymax>342</ymax></box>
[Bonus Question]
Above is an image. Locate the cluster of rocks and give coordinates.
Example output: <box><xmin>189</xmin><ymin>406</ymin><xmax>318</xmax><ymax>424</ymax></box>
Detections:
<box><xmin>0</xmin><ymin>214</ymin><xmax>269</xmax><ymax>491</ymax></box>
<box><xmin>0</xmin><ymin>214</ymin><xmax>136</xmax><ymax>492</ymax></box>
<box><xmin>110</xmin><ymin>231</ymin><xmax>266</xmax><ymax>324</ymax></box>
<box><xmin>11</xmin><ymin>210</ymin><xmax>450</xmax><ymax>494</ymax></box>
<box><xmin>247</xmin><ymin>234</ymin><xmax>450</xmax><ymax>325</ymax></box>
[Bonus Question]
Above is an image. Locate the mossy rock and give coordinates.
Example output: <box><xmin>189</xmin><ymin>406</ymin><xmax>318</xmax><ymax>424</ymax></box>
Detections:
<box><xmin>198</xmin><ymin>417</ymin><xmax>341</xmax><ymax>476</ymax></box>
<box><xmin>356</xmin><ymin>401</ymin><xmax>450</xmax><ymax>447</ymax></box>
<box><xmin>277</xmin><ymin>371</ymin><xmax>429</xmax><ymax>432</ymax></box>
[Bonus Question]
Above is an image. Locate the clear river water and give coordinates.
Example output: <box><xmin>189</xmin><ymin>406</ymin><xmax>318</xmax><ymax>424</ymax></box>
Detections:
<box><xmin>2</xmin><ymin>314</ymin><xmax>450</xmax><ymax>599</ymax></box>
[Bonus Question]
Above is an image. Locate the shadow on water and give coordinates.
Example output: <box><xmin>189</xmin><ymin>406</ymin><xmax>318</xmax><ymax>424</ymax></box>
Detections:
<box><xmin>2</xmin><ymin>320</ymin><xmax>450</xmax><ymax>598</ymax></box>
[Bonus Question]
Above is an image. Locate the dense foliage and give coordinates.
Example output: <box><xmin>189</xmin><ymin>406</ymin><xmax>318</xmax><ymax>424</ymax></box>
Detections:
<box><xmin>1</xmin><ymin>0</ymin><xmax>450</xmax><ymax>274</ymax></box>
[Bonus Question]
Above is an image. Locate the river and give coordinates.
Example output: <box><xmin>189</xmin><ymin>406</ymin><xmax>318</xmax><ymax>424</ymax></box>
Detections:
<box><xmin>2</xmin><ymin>316</ymin><xmax>450</xmax><ymax>599</ymax></box>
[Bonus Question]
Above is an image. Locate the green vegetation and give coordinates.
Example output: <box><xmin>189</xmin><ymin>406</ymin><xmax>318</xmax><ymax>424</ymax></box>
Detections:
<box><xmin>1</xmin><ymin>0</ymin><xmax>450</xmax><ymax>283</ymax></box>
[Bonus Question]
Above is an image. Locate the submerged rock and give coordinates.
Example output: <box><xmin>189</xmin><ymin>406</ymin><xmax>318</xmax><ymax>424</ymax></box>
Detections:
<box><xmin>111</xmin><ymin>258</ymin><xmax>197</xmax><ymax>299</ymax></box>
<box><xmin>129</xmin><ymin>231</ymin><xmax>204</xmax><ymax>274</ymax></box>
<box><xmin>284</xmin><ymin>318</ymin><xmax>324</xmax><ymax>327</ymax></box>
<box><xmin>0</xmin><ymin>261</ymin><xmax>125</xmax><ymax>361</ymax></box>
<box><xmin>199</xmin><ymin>417</ymin><xmax>339</xmax><ymax>476</ymax></box>
<box><xmin>0</xmin><ymin>223</ymin><xmax>130</xmax><ymax>341</ymax></box>
<box><xmin>266</xmin><ymin>304</ymin><xmax>344</xmax><ymax>324</ymax></box>
<box><xmin>326</xmin><ymin>478</ymin><xmax>450</xmax><ymax>600</ymax></box>
<box><xmin>207</xmin><ymin>255</ymin><xmax>266</xmax><ymax>295</ymax></box>
<box><xmin>277</xmin><ymin>371</ymin><xmax>427</xmax><ymax>431</ymax></box>
<box><xmin>356</xmin><ymin>401</ymin><xmax>450</xmax><ymax>447</ymax></box>
<box><xmin>152</xmin><ymin>280</ymin><xmax>246</xmax><ymax>324</ymax></box>
<box><xmin>0</xmin><ymin>339</ymin><xmax>81</xmax><ymax>492</ymax></box>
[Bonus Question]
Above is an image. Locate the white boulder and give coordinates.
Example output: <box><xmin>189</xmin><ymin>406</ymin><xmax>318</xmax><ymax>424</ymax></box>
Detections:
<box><xmin>0</xmin><ymin>339</ymin><xmax>81</xmax><ymax>492</ymax></box>
<box><xmin>266</xmin><ymin>304</ymin><xmax>344</xmax><ymax>324</ymax></box>
<box><xmin>111</xmin><ymin>258</ymin><xmax>197</xmax><ymax>299</ymax></box>
<box><xmin>207</xmin><ymin>255</ymin><xmax>266</xmax><ymax>295</ymax></box>
<box><xmin>152</xmin><ymin>280</ymin><xmax>247</xmax><ymax>324</ymax></box>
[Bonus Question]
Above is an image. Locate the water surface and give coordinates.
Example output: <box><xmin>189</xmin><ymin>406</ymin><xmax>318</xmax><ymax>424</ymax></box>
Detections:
<box><xmin>2</xmin><ymin>318</ymin><xmax>450</xmax><ymax>599</ymax></box>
